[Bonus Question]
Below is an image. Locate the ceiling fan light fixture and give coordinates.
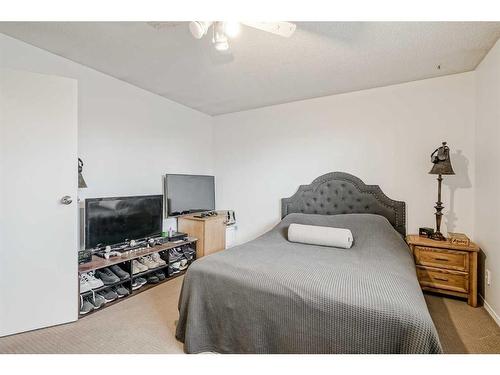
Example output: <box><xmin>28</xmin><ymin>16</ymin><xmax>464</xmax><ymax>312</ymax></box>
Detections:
<box><xmin>214</xmin><ymin>40</ymin><xmax>230</xmax><ymax>51</ymax></box>
<box><xmin>213</xmin><ymin>22</ymin><xmax>230</xmax><ymax>51</ymax></box>
<box><xmin>223</xmin><ymin>21</ymin><xmax>240</xmax><ymax>38</ymax></box>
<box><xmin>189</xmin><ymin>21</ymin><xmax>212</xmax><ymax>39</ymax></box>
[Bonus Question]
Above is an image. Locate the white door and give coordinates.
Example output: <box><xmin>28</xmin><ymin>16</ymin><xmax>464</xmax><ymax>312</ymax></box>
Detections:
<box><xmin>0</xmin><ymin>68</ymin><xmax>78</xmax><ymax>337</ymax></box>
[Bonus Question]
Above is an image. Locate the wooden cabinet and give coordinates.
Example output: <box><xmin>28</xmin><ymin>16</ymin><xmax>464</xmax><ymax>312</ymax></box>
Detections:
<box><xmin>178</xmin><ymin>213</ymin><xmax>226</xmax><ymax>258</ymax></box>
<box><xmin>406</xmin><ymin>235</ymin><xmax>479</xmax><ymax>307</ymax></box>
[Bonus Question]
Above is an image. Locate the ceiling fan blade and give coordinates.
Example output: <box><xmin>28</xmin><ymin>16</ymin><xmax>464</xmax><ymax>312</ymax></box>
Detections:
<box><xmin>241</xmin><ymin>22</ymin><xmax>296</xmax><ymax>37</ymax></box>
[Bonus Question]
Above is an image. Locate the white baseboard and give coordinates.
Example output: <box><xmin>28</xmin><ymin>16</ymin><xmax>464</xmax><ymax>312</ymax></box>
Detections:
<box><xmin>480</xmin><ymin>294</ymin><xmax>500</xmax><ymax>327</ymax></box>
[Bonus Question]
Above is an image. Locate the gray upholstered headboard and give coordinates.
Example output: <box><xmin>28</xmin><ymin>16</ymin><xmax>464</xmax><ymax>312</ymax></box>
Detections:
<box><xmin>281</xmin><ymin>172</ymin><xmax>406</xmax><ymax>236</ymax></box>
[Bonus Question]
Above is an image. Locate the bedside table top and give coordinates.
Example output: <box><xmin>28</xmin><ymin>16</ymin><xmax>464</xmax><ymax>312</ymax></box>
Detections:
<box><xmin>406</xmin><ymin>234</ymin><xmax>479</xmax><ymax>252</ymax></box>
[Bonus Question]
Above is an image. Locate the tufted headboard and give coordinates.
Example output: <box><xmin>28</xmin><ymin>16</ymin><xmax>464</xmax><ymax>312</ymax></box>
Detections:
<box><xmin>281</xmin><ymin>172</ymin><xmax>406</xmax><ymax>236</ymax></box>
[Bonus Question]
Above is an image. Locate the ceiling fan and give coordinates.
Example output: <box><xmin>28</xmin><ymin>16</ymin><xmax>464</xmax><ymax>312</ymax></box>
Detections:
<box><xmin>189</xmin><ymin>21</ymin><xmax>296</xmax><ymax>52</ymax></box>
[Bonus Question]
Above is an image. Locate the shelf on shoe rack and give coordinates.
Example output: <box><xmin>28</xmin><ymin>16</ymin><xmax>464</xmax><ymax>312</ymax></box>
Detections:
<box><xmin>78</xmin><ymin>237</ymin><xmax>197</xmax><ymax>274</ymax></box>
<box><xmin>79</xmin><ymin>270</ymin><xmax>189</xmax><ymax>317</ymax></box>
<box><xmin>78</xmin><ymin>292</ymin><xmax>125</xmax><ymax>317</ymax></box>
<box><xmin>130</xmin><ymin>269</ymin><xmax>187</xmax><ymax>297</ymax></box>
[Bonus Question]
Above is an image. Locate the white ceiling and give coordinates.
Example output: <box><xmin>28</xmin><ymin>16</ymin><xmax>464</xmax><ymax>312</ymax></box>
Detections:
<box><xmin>1</xmin><ymin>22</ymin><xmax>500</xmax><ymax>115</ymax></box>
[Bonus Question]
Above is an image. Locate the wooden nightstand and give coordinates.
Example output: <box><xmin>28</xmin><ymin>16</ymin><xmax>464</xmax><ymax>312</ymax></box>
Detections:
<box><xmin>406</xmin><ymin>234</ymin><xmax>479</xmax><ymax>307</ymax></box>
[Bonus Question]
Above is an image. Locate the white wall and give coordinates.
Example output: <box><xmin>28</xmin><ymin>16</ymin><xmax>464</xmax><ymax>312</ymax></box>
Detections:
<box><xmin>0</xmin><ymin>33</ymin><xmax>214</xmax><ymax>201</ymax></box>
<box><xmin>475</xmin><ymin>39</ymin><xmax>500</xmax><ymax>324</ymax></box>
<box><xmin>214</xmin><ymin>73</ymin><xmax>476</xmax><ymax>244</ymax></box>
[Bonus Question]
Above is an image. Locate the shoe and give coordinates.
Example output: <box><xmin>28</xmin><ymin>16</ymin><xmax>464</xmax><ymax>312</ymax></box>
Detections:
<box><xmin>132</xmin><ymin>260</ymin><xmax>148</xmax><ymax>274</ymax></box>
<box><xmin>95</xmin><ymin>268</ymin><xmax>121</xmax><ymax>285</ymax></box>
<box><xmin>80</xmin><ymin>296</ymin><xmax>94</xmax><ymax>315</ymax></box>
<box><xmin>168</xmin><ymin>263</ymin><xmax>180</xmax><ymax>275</ymax></box>
<box><xmin>169</xmin><ymin>248</ymin><xmax>184</xmax><ymax>262</ymax></box>
<box><xmin>179</xmin><ymin>259</ymin><xmax>188</xmax><ymax>271</ymax></box>
<box><xmin>131</xmin><ymin>277</ymin><xmax>147</xmax><ymax>290</ymax></box>
<box><xmin>98</xmin><ymin>290</ymin><xmax>118</xmax><ymax>303</ymax></box>
<box><xmin>112</xmin><ymin>286</ymin><xmax>130</xmax><ymax>298</ymax></box>
<box><xmin>110</xmin><ymin>265</ymin><xmax>130</xmax><ymax>280</ymax></box>
<box><xmin>80</xmin><ymin>273</ymin><xmax>92</xmax><ymax>293</ymax></box>
<box><xmin>155</xmin><ymin>271</ymin><xmax>166</xmax><ymax>281</ymax></box>
<box><xmin>151</xmin><ymin>252</ymin><xmax>166</xmax><ymax>266</ymax></box>
<box><xmin>182</xmin><ymin>247</ymin><xmax>195</xmax><ymax>260</ymax></box>
<box><xmin>138</xmin><ymin>256</ymin><xmax>159</xmax><ymax>269</ymax></box>
<box><xmin>146</xmin><ymin>254</ymin><xmax>161</xmax><ymax>268</ymax></box>
<box><xmin>90</xmin><ymin>292</ymin><xmax>106</xmax><ymax>309</ymax></box>
<box><xmin>131</xmin><ymin>279</ymin><xmax>142</xmax><ymax>290</ymax></box>
<box><xmin>86</xmin><ymin>271</ymin><xmax>105</xmax><ymax>289</ymax></box>
<box><xmin>147</xmin><ymin>274</ymin><xmax>160</xmax><ymax>284</ymax></box>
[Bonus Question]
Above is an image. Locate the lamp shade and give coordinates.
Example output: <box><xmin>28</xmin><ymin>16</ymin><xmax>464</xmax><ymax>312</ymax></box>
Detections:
<box><xmin>429</xmin><ymin>142</ymin><xmax>455</xmax><ymax>175</ymax></box>
<box><xmin>78</xmin><ymin>158</ymin><xmax>88</xmax><ymax>188</ymax></box>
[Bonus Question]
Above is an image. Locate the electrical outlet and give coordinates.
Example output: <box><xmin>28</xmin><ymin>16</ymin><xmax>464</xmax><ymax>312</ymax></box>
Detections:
<box><xmin>486</xmin><ymin>269</ymin><xmax>491</xmax><ymax>286</ymax></box>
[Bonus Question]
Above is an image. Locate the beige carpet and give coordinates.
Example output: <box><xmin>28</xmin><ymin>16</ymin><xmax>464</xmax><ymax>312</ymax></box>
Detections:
<box><xmin>1</xmin><ymin>276</ymin><xmax>499</xmax><ymax>354</ymax></box>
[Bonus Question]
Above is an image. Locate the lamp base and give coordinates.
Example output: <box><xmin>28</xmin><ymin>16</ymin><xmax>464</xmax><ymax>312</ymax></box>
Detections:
<box><xmin>430</xmin><ymin>231</ymin><xmax>447</xmax><ymax>241</ymax></box>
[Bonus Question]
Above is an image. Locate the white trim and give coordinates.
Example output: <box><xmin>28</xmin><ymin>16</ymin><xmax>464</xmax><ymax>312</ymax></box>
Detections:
<box><xmin>480</xmin><ymin>294</ymin><xmax>500</xmax><ymax>327</ymax></box>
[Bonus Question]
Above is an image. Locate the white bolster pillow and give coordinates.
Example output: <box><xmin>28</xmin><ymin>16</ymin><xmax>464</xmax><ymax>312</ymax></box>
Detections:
<box><xmin>288</xmin><ymin>223</ymin><xmax>353</xmax><ymax>249</ymax></box>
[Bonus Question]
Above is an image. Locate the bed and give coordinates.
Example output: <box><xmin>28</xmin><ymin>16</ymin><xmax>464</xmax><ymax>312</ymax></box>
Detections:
<box><xmin>175</xmin><ymin>172</ymin><xmax>442</xmax><ymax>354</ymax></box>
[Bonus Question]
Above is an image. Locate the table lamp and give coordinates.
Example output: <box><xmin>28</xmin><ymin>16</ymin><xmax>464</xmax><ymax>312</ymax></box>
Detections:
<box><xmin>429</xmin><ymin>141</ymin><xmax>455</xmax><ymax>241</ymax></box>
<box><xmin>78</xmin><ymin>158</ymin><xmax>87</xmax><ymax>188</ymax></box>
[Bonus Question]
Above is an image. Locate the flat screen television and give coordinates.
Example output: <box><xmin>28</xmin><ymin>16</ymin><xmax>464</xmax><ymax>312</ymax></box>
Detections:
<box><xmin>164</xmin><ymin>174</ymin><xmax>215</xmax><ymax>216</ymax></box>
<box><xmin>85</xmin><ymin>195</ymin><xmax>163</xmax><ymax>249</ymax></box>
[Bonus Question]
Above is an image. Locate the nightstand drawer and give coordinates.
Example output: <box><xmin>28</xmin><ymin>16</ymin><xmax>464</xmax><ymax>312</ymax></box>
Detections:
<box><xmin>414</xmin><ymin>246</ymin><xmax>468</xmax><ymax>271</ymax></box>
<box><xmin>416</xmin><ymin>266</ymin><xmax>469</xmax><ymax>293</ymax></box>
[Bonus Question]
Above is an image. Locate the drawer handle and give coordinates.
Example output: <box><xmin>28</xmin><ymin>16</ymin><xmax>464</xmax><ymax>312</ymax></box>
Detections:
<box><xmin>434</xmin><ymin>257</ymin><xmax>449</xmax><ymax>261</ymax></box>
<box><xmin>434</xmin><ymin>276</ymin><xmax>449</xmax><ymax>282</ymax></box>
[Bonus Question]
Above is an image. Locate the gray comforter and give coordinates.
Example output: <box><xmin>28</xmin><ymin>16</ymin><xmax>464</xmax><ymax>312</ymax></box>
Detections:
<box><xmin>175</xmin><ymin>213</ymin><xmax>442</xmax><ymax>354</ymax></box>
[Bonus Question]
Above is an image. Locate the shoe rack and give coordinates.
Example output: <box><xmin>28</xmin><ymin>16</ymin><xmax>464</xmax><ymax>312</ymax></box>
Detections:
<box><xmin>78</xmin><ymin>238</ymin><xmax>197</xmax><ymax>318</ymax></box>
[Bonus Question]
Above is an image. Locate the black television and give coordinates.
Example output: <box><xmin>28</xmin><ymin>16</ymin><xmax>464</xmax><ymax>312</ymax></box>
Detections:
<box><xmin>85</xmin><ymin>195</ymin><xmax>163</xmax><ymax>249</ymax></box>
<box><xmin>164</xmin><ymin>174</ymin><xmax>215</xmax><ymax>216</ymax></box>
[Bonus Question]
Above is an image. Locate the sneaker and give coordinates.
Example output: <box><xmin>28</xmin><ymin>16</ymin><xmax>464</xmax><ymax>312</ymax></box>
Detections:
<box><xmin>112</xmin><ymin>286</ymin><xmax>130</xmax><ymax>298</ymax></box>
<box><xmin>146</xmin><ymin>254</ymin><xmax>161</xmax><ymax>268</ymax></box>
<box><xmin>147</xmin><ymin>274</ymin><xmax>160</xmax><ymax>284</ymax></box>
<box><xmin>168</xmin><ymin>264</ymin><xmax>180</xmax><ymax>275</ymax></box>
<box><xmin>151</xmin><ymin>252</ymin><xmax>166</xmax><ymax>266</ymax></box>
<box><xmin>138</xmin><ymin>256</ymin><xmax>159</xmax><ymax>269</ymax></box>
<box><xmin>131</xmin><ymin>279</ymin><xmax>142</xmax><ymax>290</ymax></box>
<box><xmin>86</xmin><ymin>271</ymin><xmax>105</xmax><ymax>289</ymax></box>
<box><xmin>182</xmin><ymin>247</ymin><xmax>195</xmax><ymax>260</ymax></box>
<box><xmin>169</xmin><ymin>248</ymin><xmax>184</xmax><ymax>262</ymax></box>
<box><xmin>132</xmin><ymin>260</ymin><xmax>148</xmax><ymax>274</ymax></box>
<box><xmin>110</xmin><ymin>265</ymin><xmax>130</xmax><ymax>280</ymax></box>
<box><xmin>90</xmin><ymin>292</ymin><xmax>106</xmax><ymax>309</ymax></box>
<box><xmin>131</xmin><ymin>277</ymin><xmax>147</xmax><ymax>290</ymax></box>
<box><xmin>179</xmin><ymin>259</ymin><xmax>188</xmax><ymax>271</ymax></box>
<box><xmin>80</xmin><ymin>273</ymin><xmax>92</xmax><ymax>293</ymax></box>
<box><xmin>95</xmin><ymin>268</ymin><xmax>121</xmax><ymax>285</ymax></box>
<box><xmin>155</xmin><ymin>271</ymin><xmax>166</xmax><ymax>281</ymax></box>
<box><xmin>80</xmin><ymin>296</ymin><xmax>94</xmax><ymax>315</ymax></box>
<box><xmin>98</xmin><ymin>290</ymin><xmax>118</xmax><ymax>303</ymax></box>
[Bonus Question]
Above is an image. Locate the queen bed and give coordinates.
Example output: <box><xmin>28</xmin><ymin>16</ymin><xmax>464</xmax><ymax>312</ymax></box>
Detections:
<box><xmin>175</xmin><ymin>172</ymin><xmax>442</xmax><ymax>354</ymax></box>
